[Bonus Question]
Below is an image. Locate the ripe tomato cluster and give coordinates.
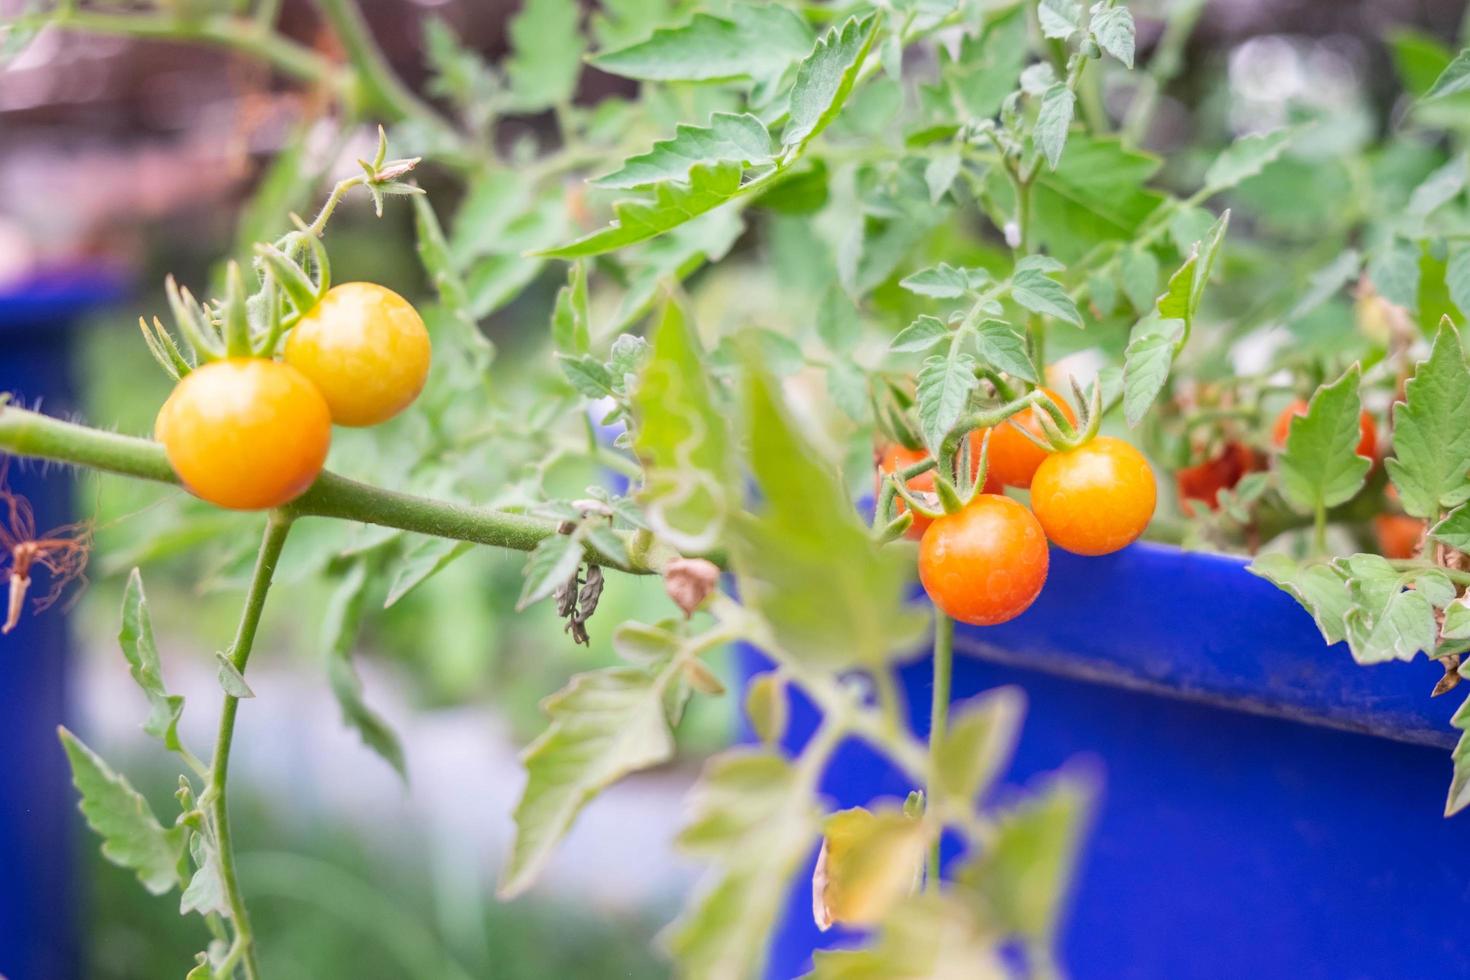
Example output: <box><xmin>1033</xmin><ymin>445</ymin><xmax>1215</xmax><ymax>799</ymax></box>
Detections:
<box><xmin>883</xmin><ymin>391</ymin><xmax>1157</xmax><ymax>628</ymax></box>
<box><xmin>156</xmin><ymin>283</ymin><xmax>431</xmax><ymax>510</ymax></box>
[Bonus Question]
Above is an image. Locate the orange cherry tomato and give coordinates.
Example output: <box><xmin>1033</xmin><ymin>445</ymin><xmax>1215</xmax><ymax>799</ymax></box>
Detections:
<box><xmin>156</xmin><ymin>358</ymin><xmax>331</xmax><ymax>510</ymax></box>
<box><xmin>918</xmin><ymin>494</ymin><xmax>1049</xmax><ymax>625</ymax></box>
<box><xmin>978</xmin><ymin>387</ymin><xmax>1078</xmax><ymax>489</ymax></box>
<box><xmin>284</xmin><ymin>282</ymin><xmax>432</xmax><ymax>427</ymax></box>
<box><xmin>1272</xmin><ymin>400</ymin><xmax>1377</xmax><ymax>460</ymax></box>
<box><xmin>876</xmin><ymin>436</ymin><xmax>1001</xmax><ymax>540</ymax></box>
<box><xmin>1176</xmin><ymin>441</ymin><xmax>1261</xmax><ymax>517</ymax></box>
<box><xmin>1374</xmin><ymin>514</ymin><xmax>1425</xmax><ymax>560</ymax></box>
<box><xmin>1031</xmin><ymin>436</ymin><xmax>1157</xmax><ymax>556</ymax></box>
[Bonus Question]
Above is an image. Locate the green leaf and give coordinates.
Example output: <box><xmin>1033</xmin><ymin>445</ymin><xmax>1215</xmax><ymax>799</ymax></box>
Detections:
<box><xmin>1447</xmin><ymin>246</ymin><xmax>1470</xmax><ymax>317</ymax></box>
<box><xmin>1246</xmin><ymin>554</ymin><xmax>1351</xmax><ymax>646</ymax></box>
<box><xmin>783</xmin><ymin>12</ymin><xmax>882</xmax><ymax>152</ymax></box>
<box><xmin>1119</xmin><ymin>248</ymin><xmax>1160</xmax><ymax>312</ymax></box>
<box><xmin>325</xmin><ymin>561</ymin><xmax>406</xmax><ymax>779</ymax></box>
<box><xmin>1090</xmin><ymin>3</ymin><xmax>1135</xmax><ymax>68</ymax></box>
<box><xmin>593</xmin><ymin>113</ymin><xmax>774</xmax><ymax>190</ymax></box>
<box><xmin>924</xmin><ymin>148</ymin><xmax>962</xmax><ymax>204</ymax></box>
<box><xmin>214</xmin><ymin>653</ymin><xmax>254</xmax><ymax>700</ymax></box>
<box><xmin>974</xmin><ymin>320</ymin><xmax>1039</xmax><ymax>383</ymax></box>
<box><xmin>1288</xmin><ymin>249</ymin><xmax>1361</xmax><ymax>322</ymax></box>
<box><xmin>59</xmin><ymin>727</ymin><xmax>185</xmax><ymax>896</ymax></box>
<box><xmin>1033</xmin><ymin>84</ymin><xmax>1076</xmax><ymax>171</ymax></box>
<box><xmin>590</xmin><ymin>3</ymin><xmax>813</xmax><ymax>83</ymax></box>
<box><xmin>732</xmin><ymin>362</ymin><xmax>928</xmax><ymax>670</ymax></box>
<box><xmin>538</xmin><ymin>160</ymin><xmax>756</xmax><ymax>258</ymax></box>
<box><xmin>386</xmin><ymin>537</ymin><xmax>474</xmax><ymax>608</ymax></box>
<box><xmin>890</xmin><ymin>315</ymin><xmax>951</xmax><ymax>353</ymax></box>
<box><xmin>505</xmin><ymin>0</ymin><xmax>584</xmax><ymax>111</ymax></box>
<box><xmin>500</xmin><ymin>666</ymin><xmax>678</xmax><ymax>898</ymax></box>
<box><xmin>917</xmin><ymin>349</ymin><xmax>978</xmax><ymax>452</ymax></box>
<box><xmin>632</xmin><ymin>299</ymin><xmax>732</xmax><ymax>551</ymax></box>
<box><xmin>550</xmin><ymin>262</ymin><xmax>591</xmax><ymax>356</ymax></box>
<box><xmin>955</xmin><ymin>769</ymin><xmax>1093</xmax><ymax>942</ymax></box>
<box><xmin>817</xmin><ymin>285</ymin><xmax>862</xmax><ymax>351</ymax></box>
<box><xmin>1424</xmin><ymin>48</ymin><xmax>1470</xmax><ymax>100</ymax></box>
<box><xmin>665</xmin><ymin>750</ymin><xmax>821</xmax><ymax>980</ymax></box>
<box><xmin>1369</xmin><ymin>238</ymin><xmax>1422</xmax><ymax>311</ymax></box>
<box><xmin>1037</xmin><ymin>0</ymin><xmax>1081</xmax><ymax>39</ymax></box>
<box><xmin>1406</xmin><ymin>156</ymin><xmax>1466</xmax><ymax>222</ymax></box>
<box><xmin>1431</xmin><ymin>506</ymin><xmax>1470</xmax><ymax>552</ymax></box>
<box><xmin>828</xmin><ymin>359</ymin><xmax>872</xmax><ymax>422</ymax></box>
<box><xmin>811</xmin><ymin>894</ymin><xmax>1010</xmax><ymax>978</ymax></box>
<box><xmin>1277</xmin><ymin>367</ymin><xmax>1372</xmax><ymax>515</ymax></box>
<box><xmin>1338</xmin><ymin>555</ymin><xmax>1436</xmax><ymax>664</ymax></box>
<box><xmin>900</xmin><ymin>263</ymin><xmax>988</xmax><ymax>299</ymax></box>
<box><xmin>1011</xmin><ymin>256</ymin><xmax>1082</xmax><ymax>325</ymax></box>
<box><xmin>743</xmin><ymin>673</ymin><xmax>788</xmax><ymax>745</ymax></box>
<box><xmin>1203</xmin><ymin>128</ymin><xmax>1294</xmax><ymax>193</ymax></box>
<box><xmin>1121</xmin><ymin>315</ymin><xmax>1184</xmax><ymax>427</ymax></box>
<box><xmin>814</xmin><ymin>806</ymin><xmax>929</xmax><ymax>930</ymax></box>
<box><xmin>1028</xmin><ymin>135</ymin><xmax>1166</xmax><ymax>263</ymax></box>
<box><xmin>1387</xmin><ymin>322</ymin><xmax>1470</xmax><ymax>518</ymax></box>
<box><xmin>1447</xmin><ymin>694</ymin><xmax>1470</xmax><ymax>816</ymax></box>
<box><xmin>118</xmin><ymin>569</ymin><xmax>186</xmax><ymax>752</ymax></box>
<box><xmin>517</xmin><ymin>533</ymin><xmax>583</xmax><ymax>611</ymax></box>
<box><xmin>935</xmin><ymin>686</ymin><xmax>1025</xmax><ymax>804</ymax></box>
<box><xmin>179</xmin><ymin>833</ymin><xmax>229</xmax><ymax>918</ymax></box>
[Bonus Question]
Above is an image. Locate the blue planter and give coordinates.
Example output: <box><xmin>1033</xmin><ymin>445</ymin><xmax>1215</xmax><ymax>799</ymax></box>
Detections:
<box><xmin>738</xmin><ymin>542</ymin><xmax>1470</xmax><ymax>979</ymax></box>
<box><xmin>0</xmin><ymin>268</ymin><xmax>125</xmax><ymax>980</ymax></box>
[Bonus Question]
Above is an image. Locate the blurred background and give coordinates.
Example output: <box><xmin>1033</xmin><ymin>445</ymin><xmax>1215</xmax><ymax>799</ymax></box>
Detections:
<box><xmin>2</xmin><ymin>0</ymin><xmax>1469</xmax><ymax>977</ymax></box>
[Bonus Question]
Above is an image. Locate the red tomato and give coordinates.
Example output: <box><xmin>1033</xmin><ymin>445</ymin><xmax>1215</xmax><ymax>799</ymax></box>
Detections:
<box><xmin>1374</xmin><ymin>514</ymin><xmax>1425</xmax><ymax>560</ymax></box>
<box><xmin>875</xmin><ymin>436</ymin><xmax>1001</xmax><ymax>540</ymax></box>
<box><xmin>978</xmin><ymin>387</ymin><xmax>1078</xmax><ymax>489</ymax></box>
<box><xmin>1272</xmin><ymin>400</ymin><xmax>1377</xmax><ymax>460</ymax></box>
<box><xmin>1176</xmin><ymin>441</ymin><xmax>1260</xmax><ymax>516</ymax></box>
<box><xmin>1031</xmin><ymin>437</ymin><xmax>1157</xmax><ymax>556</ymax></box>
<box><xmin>918</xmin><ymin>494</ymin><xmax>1049</xmax><ymax>625</ymax></box>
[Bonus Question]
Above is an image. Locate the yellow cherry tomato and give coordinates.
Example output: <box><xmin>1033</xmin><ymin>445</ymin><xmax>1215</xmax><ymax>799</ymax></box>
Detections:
<box><xmin>156</xmin><ymin>358</ymin><xmax>331</xmax><ymax>510</ymax></box>
<box><xmin>284</xmin><ymin>282</ymin><xmax>431</xmax><ymax>427</ymax></box>
<box><xmin>1030</xmin><ymin>437</ymin><xmax>1156</xmax><ymax>556</ymax></box>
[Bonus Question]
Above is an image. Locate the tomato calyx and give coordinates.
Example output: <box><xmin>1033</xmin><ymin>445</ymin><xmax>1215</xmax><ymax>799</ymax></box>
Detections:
<box><xmin>1009</xmin><ymin>378</ymin><xmax>1102</xmax><ymax>453</ymax></box>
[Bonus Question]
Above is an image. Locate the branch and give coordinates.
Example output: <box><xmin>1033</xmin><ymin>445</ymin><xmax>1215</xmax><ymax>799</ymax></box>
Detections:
<box><xmin>0</xmin><ymin>405</ymin><xmax>692</xmax><ymax>575</ymax></box>
<box><xmin>50</xmin><ymin>8</ymin><xmax>343</xmax><ymax>91</ymax></box>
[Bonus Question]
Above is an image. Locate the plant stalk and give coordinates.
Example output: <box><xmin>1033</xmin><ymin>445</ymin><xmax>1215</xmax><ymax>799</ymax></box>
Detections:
<box><xmin>926</xmin><ymin>612</ymin><xmax>954</xmax><ymax>889</ymax></box>
<box><xmin>209</xmin><ymin>514</ymin><xmax>292</xmax><ymax>980</ymax></box>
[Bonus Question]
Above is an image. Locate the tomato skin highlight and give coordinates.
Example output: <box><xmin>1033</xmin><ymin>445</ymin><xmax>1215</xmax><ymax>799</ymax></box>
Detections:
<box><xmin>156</xmin><ymin>358</ymin><xmax>332</xmax><ymax>510</ymax></box>
<box><xmin>978</xmin><ymin>387</ymin><xmax>1077</xmax><ymax>489</ymax></box>
<box><xmin>1031</xmin><ymin>437</ymin><xmax>1157</xmax><ymax>556</ymax></box>
<box><xmin>918</xmin><ymin>494</ymin><xmax>1049</xmax><ymax>626</ymax></box>
<box><xmin>876</xmin><ymin>437</ymin><xmax>1000</xmax><ymax>541</ymax></box>
<box><xmin>1272</xmin><ymin>400</ymin><xmax>1377</xmax><ymax>460</ymax></box>
<box><xmin>285</xmin><ymin>282</ymin><xmax>432</xmax><ymax>427</ymax></box>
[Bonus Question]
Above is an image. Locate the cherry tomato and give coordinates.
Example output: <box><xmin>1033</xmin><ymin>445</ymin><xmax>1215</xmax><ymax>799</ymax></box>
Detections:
<box><xmin>978</xmin><ymin>387</ymin><xmax>1078</xmax><ymax>489</ymax></box>
<box><xmin>1272</xmin><ymin>400</ymin><xmax>1377</xmax><ymax>460</ymax></box>
<box><xmin>156</xmin><ymin>358</ymin><xmax>331</xmax><ymax>510</ymax></box>
<box><xmin>1374</xmin><ymin>514</ymin><xmax>1425</xmax><ymax>560</ymax></box>
<box><xmin>1176</xmin><ymin>441</ymin><xmax>1260</xmax><ymax>517</ymax></box>
<box><xmin>918</xmin><ymin>494</ymin><xmax>1049</xmax><ymax>625</ymax></box>
<box><xmin>1031</xmin><ymin>437</ymin><xmax>1156</xmax><ymax>556</ymax></box>
<box><xmin>876</xmin><ymin>436</ymin><xmax>1000</xmax><ymax>541</ymax></box>
<box><xmin>284</xmin><ymin>282</ymin><xmax>431</xmax><ymax>427</ymax></box>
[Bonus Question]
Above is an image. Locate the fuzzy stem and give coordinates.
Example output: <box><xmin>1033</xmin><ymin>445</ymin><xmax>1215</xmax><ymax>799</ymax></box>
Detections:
<box><xmin>926</xmin><ymin>612</ymin><xmax>954</xmax><ymax>888</ymax></box>
<box><xmin>208</xmin><ymin>515</ymin><xmax>292</xmax><ymax>979</ymax></box>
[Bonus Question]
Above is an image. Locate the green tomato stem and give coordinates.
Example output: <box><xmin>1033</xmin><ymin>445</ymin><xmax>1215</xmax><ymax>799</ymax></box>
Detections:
<box><xmin>209</xmin><ymin>514</ymin><xmax>292</xmax><ymax>980</ymax></box>
<box><xmin>0</xmin><ymin>405</ymin><xmax>695</xmax><ymax>574</ymax></box>
<box><xmin>926</xmin><ymin>612</ymin><xmax>954</xmax><ymax>890</ymax></box>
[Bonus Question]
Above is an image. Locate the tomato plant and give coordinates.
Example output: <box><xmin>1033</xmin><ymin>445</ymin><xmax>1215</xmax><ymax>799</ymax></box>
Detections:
<box><xmin>3</xmin><ymin>0</ymin><xmax>1470</xmax><ymax>976</ymax></box>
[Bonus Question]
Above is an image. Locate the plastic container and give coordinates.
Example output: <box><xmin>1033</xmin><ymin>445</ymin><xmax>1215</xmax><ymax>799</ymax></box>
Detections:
<box><xmin>0</xmin><ymin>267</ymin><xmax>125</xmax><ymax>980</ymax></box>
<box><xmin>738</xmin><ymin>542</ymin><xmax>1470</xmax><ymax>978</ymax></box>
